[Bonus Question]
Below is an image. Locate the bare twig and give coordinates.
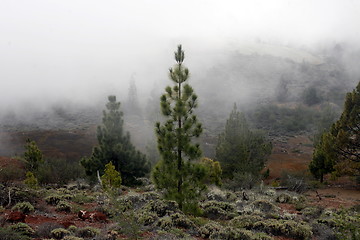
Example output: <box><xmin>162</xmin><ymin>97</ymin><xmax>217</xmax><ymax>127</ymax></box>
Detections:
<box><xmin>315</xmin><ymin>190</ymin><xmax>322</xmax><ymax>201</ymax></box>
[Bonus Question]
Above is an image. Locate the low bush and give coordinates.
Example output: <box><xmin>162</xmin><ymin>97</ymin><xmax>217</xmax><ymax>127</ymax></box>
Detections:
<box><xmin>253</xmin><ymin>219</ymin><xmax>312</xmax><ymax>240</ymax></box>
<box><xmin>275</xmin><ymin>193</ymin><xmax>292</xmax><ymax>203</ymax></box>
<box><xmin>0</xmin><ymin>227</ymin><xmax>30</xmax><ymax>240</ymax></box>
<box><xmin>56</xmin><ymin>200</ymin><xmax>72</xmax><ymax>212</ymax></box>
<box><xmin>51</xmin><ymin>228</ymin><xmax>71</xmax><ymax>239</ymax></box>
<box><xmin>230</xmin><ymin>215</ymin><xmax>264</xmax><ymax>229</ymax></box>
<box><xmin>201</xmin><ymin>200</ymin><xmax>237</xmax><ymax>220</ymax></box>
<box><xmin>199</xmin><ymin>221</ymin><xmax>223</xmax><ymax>239</ymax></box>
<box><xmin>252</xmin><ymin>200</ymin><xmax>278</xmax><ymax>213</ymax></box>
<box><xmin>11</xmin><ymin>201</ymin><xmax>35</xmax><ymax>214</ymax></box>
<box><xmin>35</xmin><ymin>222</ymin><xmax>63</xmax><ymax>238</ymax></box>
<box><xmin>10</xmin><ymin>222</ymin><xmax>35</xmax><ymax>237</ymax></box>
<box><xmin>76</xmin><ymin>227</ymin><xmax>100</xmax><ymax>238</ymax></box>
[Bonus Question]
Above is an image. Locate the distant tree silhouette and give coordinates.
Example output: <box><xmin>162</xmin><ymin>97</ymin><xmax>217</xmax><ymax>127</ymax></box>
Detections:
<box><xmin>81</xmin><ymin>95</ymin><xmax>149</xmax><ymax>186</ymax></box>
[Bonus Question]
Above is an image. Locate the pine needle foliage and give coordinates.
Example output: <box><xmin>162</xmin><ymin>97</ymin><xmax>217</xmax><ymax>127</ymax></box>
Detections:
<box><xmin>101</xmin><ymin>162</ymin><xmax>122</xmax><ymax>191</ymax></box>
<box><xmin>24</xmin><ymin>139</ymin><xmax>43</xmax><ymax>172</ymax></box>
<box><xmin>81</xmin><ymin>95</ymin><xmax>149</xmax><ymax>186</ymax></box>
<box><xmin>310</xmin><ymin>81</ymin><xmax>360</xmax><ymax>179</ymax></box>
<box><xmin>216</xmin><ymin>104</ymin><xmax>272</xmax><ymax>179</ymax></box>
<box><xmin>152</xmin><ymin>45</ymin><xmax>205</xmax><ymax>212</ymax></box>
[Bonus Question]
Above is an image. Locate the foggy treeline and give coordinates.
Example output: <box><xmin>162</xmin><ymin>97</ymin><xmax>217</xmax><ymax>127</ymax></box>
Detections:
<box><xmin>0</xmin><ymin>41</ymin><xmax>359</xmax><ymax>160</ymax></box>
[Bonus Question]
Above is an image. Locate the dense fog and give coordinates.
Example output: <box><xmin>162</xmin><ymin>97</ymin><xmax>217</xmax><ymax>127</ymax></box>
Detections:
<box><xmin>1</xmin><ymin>0</ymin><xmax>360</xmax><ymax>157</ymax></box>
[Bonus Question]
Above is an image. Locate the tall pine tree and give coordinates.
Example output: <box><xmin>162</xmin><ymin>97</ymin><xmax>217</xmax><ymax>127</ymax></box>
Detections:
<box><xmin>310</xmin><ymin>80</ymin><xmax>360</xmax><ymax>180</ymax></box>
<box><xmin>81</xmin><ymin>95</ymin><xmax>149</xmax><ymax>186</ymax></box>
<box><xmin>152</xmin><ymin>45</ymin><xmax>205</xmax><ymax>212</ymax></box>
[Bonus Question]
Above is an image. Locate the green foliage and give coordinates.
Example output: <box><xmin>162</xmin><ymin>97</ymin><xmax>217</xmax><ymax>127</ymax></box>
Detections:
<box><xmin>81</xmin><ymin>95</ymin><xmax>149</xmax><ymax>186</ymax></box>
<box><xmin>312</xmin><ymin>81</ymin><xmax>360</xmax><ymax>179</ymax></box>
<box><xmin>152</xmin><ymin>45</ymin><xmax>206</xmax><ymax>212</ymax></box>
<box><xmin>0</xmin><ymin>227</ymin><xmax>30</xmax><ymax>240</ymax></box>
<box><xmin>331</xmin><ymin>208</ymin><xmax>360</xmax><ymax>240</ymax></box>
<box><xmin>72</xmin><ymin>193</ymin><xmax>94</xmax><ymax>204</ymax></box>
<box><xmin>51</xmin><ymin>228</ymin><xmax>71</xmax><ymax>239</ymax></box>
<box><xmin>12</xmin><ymin>201</ymin><xmax>35</xmax><ymax>214</ymax></box>
<box><xmin>216</xmin><ymin>104</ymin><xmax>272</xmax><ymax>179</ymax></box>
<box><xmin>56</xmin><ymin>200</ymin><xmax>72</xmax><ymax>212</ymax></box>
<box><xmin>23</xmin><ymin>138</ymin><xmax>43</xmax><ymax>172</ymax></box>
<box><xmin>309</xmin><ymin>132</ymin><xmax>335</xmax><ymax>182</ymax></box>
<box><xmin>101</xmin><ymin>162</ymin><xmax>122</xmax><ymax>191</ymax></box>
<box><xmin>199</xmin><ymin>221</ymin><xmax>223</xmax><ymax>238</ymax></box>
<box><xmin>0</xmin><ymin>165</ymin><xmax>25</xmax><ymax>183</ymax></box>
<box><xmin>201</xmin><ymin>200</ymin><xmax>237</xmax><ymax>220</ymax></box>
<box><xmin>24</xmin><ymin>171</ymin><xmax>39</xmax><ymax>189</ymax></box>
<box><xmin>75</xmin><ymin>227</ymin><xmax>100</xmax><ymax>238</ymax></box>
<box><xmin>10</xmin><ymin>222</ymin><xmax>35</xmax><ymax>237</ymax></box>
<box><xmin>200</xmin><ymin>157</ymin><xmax>222</xmax><ymax>186</ymax></box>
<box><xmin>253</xmin><ymin>219</ymin><xmax>313</xmax><ymax>240</ymax></box>
<box><xmin>36</xmin><ymin>158</ymin><xmax>85</xmax><ymax>184</ymax></box>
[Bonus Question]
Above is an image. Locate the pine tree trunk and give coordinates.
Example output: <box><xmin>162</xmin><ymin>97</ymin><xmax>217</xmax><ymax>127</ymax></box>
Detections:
<box><xmin>177</xmin><ymin>80</ymin><xmax>183</xmax><ymax>209</ymax></box>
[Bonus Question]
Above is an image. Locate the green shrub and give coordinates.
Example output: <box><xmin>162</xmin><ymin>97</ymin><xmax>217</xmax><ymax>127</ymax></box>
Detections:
<box><xmin>136</xmin><ymin>211</ymin><xmax>158</xmax><ymax>226</ymax></box>
<box><xmin>275</xmin><ymin>193</ymin><xmax>292</xmax><ymax>203</ymax></box>
<box><xmin>252</xmin><ymin>200</ymin><xmax>278</xmax><ymax>213</ymax></box>
<box><xmin>157</xmin><ymin>216</ymin><xmax>173</xmax><ymax>230</ymax></box>
<box><xmin>209</xmin><ymin>226</ymin><xmax>254</xmax><ymax>240</ymax></box>
<box><xmin>230</xmin><ymin>215</ymin><xmax>264</xmax><ymax>229</ymax></box>
<box><xmin>142</xmin><ymin>199</ymin><xmax>179</xmax><ymax>217</ymax></box>
<box><xmin>169</xmin><ymin>212</ymin><xmax>195</xmax><ymax>229</ymax></box>
<box><xmin>63</xmin><ymin>236</ymin><xmax>84</xmax><ymax>240</ymax></box>
<box><xmin>253</xmin><ymin>219</ymin><xmax>312</xmax><ymax>240</ymax></box>
<box><xmin>56</xmin><ymin>200</ymin><xmax>72</xmax><ymax>212</ymax></box>
<box><xmin>101</xmin><ymin>162</ymin><xmax>122</xmax><ymax>191</ymax></box>
<box><xmin>24</xmin><ymin>171</ymin><xmax>39</xmax><ymax>189</ymax></box>
<box><xmin>37</xmin><ymin>158</ymin><xmax>85</xmax><ymax>184</ymax></box>
<box><xmin>35</xmin><ymin>222</ymin><xmax>63</xmax><ymax>238</ymax></box>
<box><xmin>0</xmin><ymin>165</ymin><xmax>25</xmax><ymax>183</ymax></box>
<box><xmin>76</xmin><ymin>227</ymin><xmax>100</xmax><ymax>238</ymax></box>
<box><xmin>201</xmin><ymin>200</ymin><xmax>237</xmax><ymax>220</ymax></box>
<box><xmin>0</xmin><ymin>227</ymin><xmax>30</xmax><ymax>240</ymax></box>
<box><xmin>10</xmin><ymin>223</ymin><xmax>35</xmax><ymax>237</ymax></box>
<box><xmin>45</xmin><ymin>194</ymin><xmax>62</xmax><ymax>205</ymax></box>
<box><xmin>199</xmin><ymin>221</ymin><xmax>223</xmax><ymax>238</ymax></box>
<box><xmin>12</xmin><ymin>201</ymin><xmax>35</xmax><ymax>214</ymax></box>
<box><xmin>72</xmin><ymin>193</ymin><xmax>94</xmax><ymax>204</ymax></box>
<box><xmin>51</xmin><ymin>228</ymin><xmax>71</xmax><ymax>239</ymax></box>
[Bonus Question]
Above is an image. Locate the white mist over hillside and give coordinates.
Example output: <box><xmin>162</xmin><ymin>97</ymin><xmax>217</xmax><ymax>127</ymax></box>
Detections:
<box><xmin>1</xmin><ymin>0</ymin><xmax>359</xmax><ymax>118</ymax></box>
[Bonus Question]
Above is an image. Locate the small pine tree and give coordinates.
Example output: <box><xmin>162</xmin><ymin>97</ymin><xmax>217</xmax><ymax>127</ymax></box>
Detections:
<box><xmin>215</xmin><ymin>104</ymin><xmax>272</xmax><ymax>179</ymax></box>
<box><xmin>101</xmin><ymin>162</ymin><xmax>122</xmax><ymax>191</ymax></box>
<box><xmin>309</xmin><ymin>132</ymin><xmax>335</xmax><ymax>183</ymax></box>
<box><xmin>81</xmin><ymin>95</ymin><xmax>149</xmax><ymax>186</ymax></box>
<box><xmin>24</xmin><ymin>171</ymin><xmax>39</xmax><ymax>189</ymax></box>
<box><xmin>200</xmin><ymin>157</ymin><xmax>222</xmax><ymax>186</ymax></box>
<box><xmin>23</xmin><ymin>139</ymin><xmax>43</xmax><ymax>172</ymax></box>
<box><xmin>152</xmin><ymin>45</ymin><xmax>206</xmax><ymax>212</ymax></box>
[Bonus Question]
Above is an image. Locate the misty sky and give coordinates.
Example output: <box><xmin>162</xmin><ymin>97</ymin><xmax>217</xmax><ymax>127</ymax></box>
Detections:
<box><xmin>1</xmin><ymin>0</ymin><xmax>360</xmax><ymax>112</ymax></box>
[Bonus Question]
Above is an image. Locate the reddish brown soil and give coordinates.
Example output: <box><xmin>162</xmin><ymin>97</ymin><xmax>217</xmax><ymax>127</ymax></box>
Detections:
<box><xmin>0</xmin><ymin>156</ymin><xmax>24</xmax><ymax>169</ymax></box>
<box><xmin>265</xmin><ymin>135</ymin><xmax>313</xmax><ymax>181</ymax></box>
